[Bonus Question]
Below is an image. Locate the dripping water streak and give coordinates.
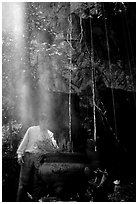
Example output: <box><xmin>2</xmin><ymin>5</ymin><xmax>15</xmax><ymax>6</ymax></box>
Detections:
<box><xmin>89</xmin><ymin>9</ymin><xmax>97</xmax><ymax>152</ymax></box>
<box><xmin>103</xmin><ymin>3</ymin><xmax>118</xmax><ymax>142</ymax></box>
<box><xmin>79</xmin><ymin>17</ymin><xmax>83</xmax><ymax>46</ymax></box>
<box><xmin>68</xmin><ymin>9</ymin><xmax>72</xmax><ymax>150</ymax></box>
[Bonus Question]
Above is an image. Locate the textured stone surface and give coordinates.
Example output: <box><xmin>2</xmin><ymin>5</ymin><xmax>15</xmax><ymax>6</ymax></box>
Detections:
<box><xmin>28</xmin><ymin>2</ymin><xmax>135</xmax><ymax>94</ymax></box>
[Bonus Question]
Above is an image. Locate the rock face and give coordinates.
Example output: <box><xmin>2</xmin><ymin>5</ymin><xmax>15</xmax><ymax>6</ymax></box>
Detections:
<box><xmin>29</xmin><ymin>2</ymin><xmax>135</xmax><ymax>94</ymax></box>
